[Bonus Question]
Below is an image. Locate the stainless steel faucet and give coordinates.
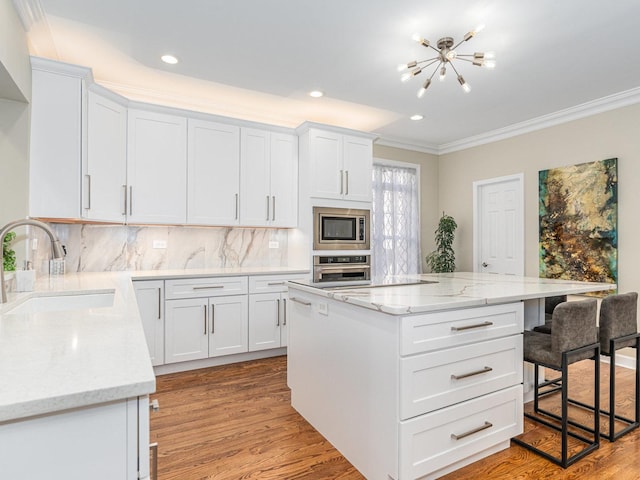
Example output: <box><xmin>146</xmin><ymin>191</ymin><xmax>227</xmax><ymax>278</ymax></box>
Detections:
<box><xmin>0</xmin><ymin>219</ymin><xmax>65</xmax><ymax>303</ymax></box>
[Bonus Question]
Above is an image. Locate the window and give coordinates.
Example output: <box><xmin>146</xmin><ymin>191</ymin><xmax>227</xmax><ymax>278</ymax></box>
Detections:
<box><xmin>371</xmin><ymin>161</ymin><xmax>421</xmax><ymax>279</ymax></box>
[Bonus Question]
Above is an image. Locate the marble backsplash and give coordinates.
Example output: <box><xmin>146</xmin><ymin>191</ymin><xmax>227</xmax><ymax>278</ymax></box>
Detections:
<box><xmin>30</xmin><ymin>224</ymin><xmax>290</xmax><ymax>273</ymax></box>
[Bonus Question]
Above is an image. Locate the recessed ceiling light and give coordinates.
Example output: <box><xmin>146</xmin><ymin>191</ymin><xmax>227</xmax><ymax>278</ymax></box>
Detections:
<box><xmin>410</xmin><ymin>114</ymin><xmax>424</xmax><ymax>121</ymax></box>
<box><xmin>161</xmin><ymin>54</ymin><xmax>178</xmax><ymax>65</ymax></box>
<box><xmin>309</xmin><ymin>90</ymin><xmax>324</xmax><ymax>98</ymax></box>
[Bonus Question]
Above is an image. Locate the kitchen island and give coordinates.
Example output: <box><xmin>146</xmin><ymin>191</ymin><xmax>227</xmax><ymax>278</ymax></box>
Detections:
<box><xmin>286</xmin><ymin>272</ymin><xmax>615</xmax><ymax>480</ymax></box>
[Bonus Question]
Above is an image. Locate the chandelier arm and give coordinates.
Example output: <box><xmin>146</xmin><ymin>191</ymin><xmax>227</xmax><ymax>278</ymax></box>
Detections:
<box><xmin>456</xmin><ymin>58</ymin><xmax>474</xmax><ymax>63</ymax></box>
<box><xmin>448</xmin><ymin>61</ymin><xmax>463</xmax><ymax>77</ymax></box>
<box><xmin>451</xmin><ymin>38</ymin><xmax>467</xmax><ymax>51</ymax></box>
<box><xmin>416</xmin><ymin>57</ymin><xmax>441</xmax><ymax>66</ymax></box>
<box><xmin>428</xmin><ymin>62</ymin><xmax>442</xmax><ymax>80</ymax></box>
<box><xmin>428</xmin><ymin>45</ymin><xmax>441</xmax><ymax>54</ymax></box>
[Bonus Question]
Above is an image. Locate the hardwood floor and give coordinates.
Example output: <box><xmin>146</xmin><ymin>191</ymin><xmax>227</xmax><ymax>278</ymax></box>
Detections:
<box><xmin>150</xmin><ymin>356</ymin><xmax>640</xmax><ymax>480</ymax></box>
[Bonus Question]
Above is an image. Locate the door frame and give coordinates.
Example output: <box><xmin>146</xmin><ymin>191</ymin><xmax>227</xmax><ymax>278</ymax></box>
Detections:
<box><xmin>472</xmin><ymin>173</ymin><xmax>525</xmax><ymax>275</ymax></box>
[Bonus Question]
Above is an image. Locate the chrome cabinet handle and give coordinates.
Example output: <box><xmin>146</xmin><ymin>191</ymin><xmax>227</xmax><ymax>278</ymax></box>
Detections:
<box><xmin>272</xmin><ymin>196</ymin><xmax>276</xmax><ymax>221</ymax></box>
<box><xmin>235</xmin><ymin>193</ymin><xmax>239</xmax><ymax>220</ymax></box>
<box><xmin>276</xmin><ymin>298</ymin><xmax>280</xmax><ymax>326</ymax></box>
<box><xmin>451</xmin><ymin>421</ymin><xmax>493</xmax><ymax>440</ymax></box>
<box><xmin>192</xmin><ymin>285</ymin><xmax>224</xmax><ymax>290</ymax></box>
<box><xmin>345</xmin><ymin>170</ymin><xmax>349</xmax><ymax>195</ymax></box>
<box><xmin>122</xmin><ymin>185</ymin><xmax>127</xmax><ymax>216</ymax></box>
<box><xmin>266</xmin><ymin>195</ymin><xmax>270</xmax><ymax>221</ymax></box>
<box><xmin>290</xmin><ymin>297</ymin><xmax>311</xmax><ymax>306</ymax></box>
<box><xmin>129</xmin><ymin>186</ymin><xmax>133</xmax><ymax>216</ymax></box>
<box><xmin>150</xmin><ymin>442</ymin><xmax>158</xmax><ymax>480</ymax></box>
<box><xmin>267</xmin><ymin>281</ymin><xmax>285</xmax><ymax>286</ymax></box>
<box><xmin>157</xmin><ymin>288</ymin><xmax>161</xmax><ymax>320</ymax></box>
<box><xmin>203</xmin><ymin>305</ymin><xmax>207</xmax><ymax>335</ymax></box>
<box><xmin>340</xmin><ymin>170</ymin><xmax>344</xmax><ymax>194</ymax></box>
<box><xmin>451</xmin><ymin>366</ymin><xmax>493</xmax><ymax>380</ymax></box>
<box><xmin>84</xmin><ymin>174</ymin><xmax>91</xmax><ymax>209</ymax></box>
<box><xmin>211</xmin><ymin>303</ymin><xmax>215</xmax><ymax>334</ymax></box>
<box><xmin>451</xmin><ymin>321</ymin><xmax>494</xmax><ymax>331</ymax></box>
<box><xmin>283</xmin><ymin>298</ymin><xmax>287</xmax><ymax>326</ymax></box>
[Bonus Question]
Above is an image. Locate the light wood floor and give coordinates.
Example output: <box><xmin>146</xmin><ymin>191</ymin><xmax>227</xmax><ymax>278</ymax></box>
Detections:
<box><xmin>150</xmin><ymin>356</ymin><xmax>640</xmax><ymax>480</ymax></box>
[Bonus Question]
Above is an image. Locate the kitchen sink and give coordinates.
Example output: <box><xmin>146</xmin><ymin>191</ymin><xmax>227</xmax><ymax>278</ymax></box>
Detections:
<box><xmin>6</xmin><ymin>291</ymin><xmax>115</xmax><ymax>315</ymax></box>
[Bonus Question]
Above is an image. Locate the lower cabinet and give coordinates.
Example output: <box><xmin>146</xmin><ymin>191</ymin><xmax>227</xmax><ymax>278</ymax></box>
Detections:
<box><xmin>133</xmin><ymin>280</ymin><xmax>165</xmax><ymax>366</ymax></box>
<box><xmin>248</xmin><ymin>292</ymin><xmax>288</xmax><ymax>351</ymax></box>
<box><xmin>165</xmin><ymin>296</ymin><xmax>248</xmax><ymax>363</ymax></box>
<box><xmin>0</xmin><ymin>396</ymin><xmax>151</xmax><ymax>480</ymax></box>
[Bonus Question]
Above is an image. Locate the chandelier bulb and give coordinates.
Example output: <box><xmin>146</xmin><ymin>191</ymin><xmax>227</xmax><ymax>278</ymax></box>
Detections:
<box><xmin>417</xmin><ymin>78</ymin><xmax>432</xmax><ymax>97</ymax></box>
<box><xmin>439</xmin><ymin>66</ymin><xmax>446</xmax><ymax>82</ymax></box>
<box><xmin>417</xmin><ymin>88</ymin><xmax>426</xmax><ymax>98</ymax></box>
<box><xmin>401</xmin><ymin>72</ymin><xmax>412</xmax><ymax>83</ymax></box>
<box><xmin>473</xmin><ymin>24</ymin><xmax>486</xmax><ymax>35</ymax></box>
<box><xmin>484</xmin><ymin>51</ymin><xmax>496</xmax><ymax>59</ymax></box>
<box><xmin>458</xmin><ymin>75</ymin><xmax>471</xmax><ymax>93</ymax></box>
<box><xmin>484</xmin><ymin>59</ymin><xmax>496</xmax><ymax>69</ymax></box>
<box><xmin>446</xmin><ymin>50</ymin><xmax>457</xmax><ymax>61</ymax></box>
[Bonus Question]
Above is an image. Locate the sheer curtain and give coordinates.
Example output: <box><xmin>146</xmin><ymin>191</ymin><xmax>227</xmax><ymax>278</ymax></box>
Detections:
<box><xmin>371</xmin><ymin>163</ymin><xmax>421</xmax><ymax>279</ymax></box>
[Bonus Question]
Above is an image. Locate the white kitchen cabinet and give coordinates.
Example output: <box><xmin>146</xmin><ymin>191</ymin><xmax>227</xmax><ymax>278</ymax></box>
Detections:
<box><xmin>133</xmin><ymin>280</ymin><xmax>165</xmax><ymax>366</ymax></box>
<box><xmin>187</xmin><ymin>119</ymin><xmax>240</xmax><ymax>225</ymax></box>
<box><xmin>83</xmin><ymin>88</ymin><xmax>128</xmax><ymax>223</ymax></box>
<box><xmin>127</xmin><ymin>108</ymin><xmax>187</xmax><ymax>224</ymax></box>
<box><xmin>240</xmin><ymin>128</ymin><xmax>298</xmax><ymax>227</ymax></box>
<box><xmin>164</xmin><ymin>276</ymin><xmax>249</xmax><ymax>364</ymax></box>
<box><xmin>29</xmin><ymin>59</ymin><xmax>88</xmax><ymax>219</ymax></box>
<box><xmin>305</xmin><ymin>128</ymin><xmax>373</xmax><ymax>203</ymax></box>
<box><xmin>0</xmin><ymin>396</ymin><xmax>150</xmax><ymax>480</ymax></box>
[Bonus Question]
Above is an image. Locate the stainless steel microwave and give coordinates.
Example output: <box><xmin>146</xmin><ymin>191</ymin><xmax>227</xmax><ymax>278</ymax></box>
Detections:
<box><xmin>313</xmin><ymin>206</ymin><xmax>370</xmax><ymax>250</ymax></box>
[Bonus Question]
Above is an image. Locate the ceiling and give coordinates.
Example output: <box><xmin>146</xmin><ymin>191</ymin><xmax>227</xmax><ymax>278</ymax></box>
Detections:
<box><xmin>13</xmin><ymin>0</ymin><xmax>640</xmax><ymax>153</ymax></box>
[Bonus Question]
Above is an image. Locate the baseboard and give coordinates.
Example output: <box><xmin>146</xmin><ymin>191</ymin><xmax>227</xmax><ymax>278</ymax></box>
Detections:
<box><xmin>600</xmin><ymin>352</ymin><xmax>637</xmax><ymax>370</ymax></box>
<box><xmin>153</xmin><ymin>348</ymin><xmax>287</xmax><ymax>376</ymax></box>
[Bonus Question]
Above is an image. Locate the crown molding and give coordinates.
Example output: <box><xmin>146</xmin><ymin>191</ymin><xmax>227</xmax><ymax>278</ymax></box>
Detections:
<box><xmin>11</xmin><ymin>0</ymin><xmax>45</xmax><ymax>31</ymax></box>
<box><xmin>438</xmin><ymin>86</ymin><xmax>640</xmax><ymax>154</ymax></box>
<box><xmin>295</xmin><ymin>121</ymin><xmax>379</xmax><ymax>140</ymax></box>
<box><xmin>30</xmin><ymin>56</ymin><xmax>93</xmax><ymax>81</ymax></box>
<box><xmin>373</xmin><ymin>136</ymin><xmax>439</xmax><ymax>155</ymax></box>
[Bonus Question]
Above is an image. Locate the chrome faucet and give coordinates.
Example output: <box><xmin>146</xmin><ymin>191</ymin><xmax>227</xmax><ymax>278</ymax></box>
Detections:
<box><xmin>0</xmin><ymin>219</ymin><xmax>65</xmax><ymax>303</ymax></box>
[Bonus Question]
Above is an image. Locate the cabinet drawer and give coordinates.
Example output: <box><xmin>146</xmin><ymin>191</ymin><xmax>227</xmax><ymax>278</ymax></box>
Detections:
<box><xmin>401</xmin><ymin>302</ymin><xmax>523</xmax><ymax>356</ymax></box>
<box><xmin>399</xmin><ymin>385</ymin><xmax>523</xmax><ymax>480</ymax></box>
<box><xmin>165</xmin><ymin>276</ymin><xmax>248</xmax><ymax>299</ymax></box>
<box><xmin>249</xmin><ymin>274</ymin><xmax>309</xmax><ymax>294</ymax></box>
<box><xmin>400</xmin><ymin>335</ymin><xmax>522</xmax><ymax>419</ymax></box>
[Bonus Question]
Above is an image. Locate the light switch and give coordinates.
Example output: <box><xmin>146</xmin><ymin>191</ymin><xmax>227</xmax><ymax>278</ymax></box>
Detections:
<box><xmin>269</xmin><ymin>241</ymin><xmax>279</xmax><ymax>249</ymax></box>
<box><xmin>152</xmin><ymin>240</ymin><xmax>167</xmax><ymax>249</ymax></box>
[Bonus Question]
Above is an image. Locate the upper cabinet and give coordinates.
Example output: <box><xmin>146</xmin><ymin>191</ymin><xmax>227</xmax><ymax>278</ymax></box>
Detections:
<box><xmin>29</xmin><ymin>59</ymin><xmax>88</xmax><ymax>219</ymax></box>
<box><xmin>300</xmin><ymin>124</ymin><xmax>375</xmax><ymax>204</ymax></box>
<box><xmin>240</xmin><ymin>129</ymin><xmax>298</xmax><ymax>227</ymax></box>
<box><xmin>127</xmin><ymin>109</ymin><xmax>187</xmax><ymax>224</ymax></box>
<box><xmin>187</xmin><ymin>119</ymin><xmax>240</xmax><ymax>226</ymax></box>
<box><xmin>83</xmin><ymin>89</ymin><xmax>128</xmax><ymax>223</ymax></box>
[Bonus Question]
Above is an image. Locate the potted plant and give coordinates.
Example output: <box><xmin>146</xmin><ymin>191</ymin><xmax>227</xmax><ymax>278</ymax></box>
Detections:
<box><xmin>426</xmin><ymin>213</ymin><xmax>457</xmax><ymax>273</ymax></box>
<box><xmin>3</xmin><ymin>231</ymin><xmax>16</xmax><ymax>272</ymax></box>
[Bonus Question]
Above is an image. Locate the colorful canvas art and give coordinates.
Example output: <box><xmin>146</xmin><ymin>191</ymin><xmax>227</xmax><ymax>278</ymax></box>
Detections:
<box><xmin>539</xmin><ymin>158</ymin><xmax>618</xmax><ymax>291</ymax></box>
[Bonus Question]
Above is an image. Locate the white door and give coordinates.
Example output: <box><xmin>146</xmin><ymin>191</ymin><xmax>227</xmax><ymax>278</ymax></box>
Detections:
<box><xmin>474</xmin><ymin>174</ymin><xmax>524</xmax><ymax>275</ymax></box>
<box><xmin>248</xmin><ymin>292</ymin><xmax>282</xmax><ymax>351</ymax></box>
<box><xmin>240</xmin><ymin>128</ymin><xmax>270</xmax><ymax>226</ymax></box>
<box><xmin>164</xmin><ymin>298</ymin><xmax>209</xmax><ymax>363</ymax></box>
<box><xmin>342</xmin><ymin>134</ymin><xmax>373</xmax><ymax>202</ymax></box>
<box><xmin>269</xmin><ymin>133</ymin><xmax>298</xmax><ymax>227</ymax></box>
<box><xmin>309</xmin><ymin>129</ymin><xmax>343</xmax><ymax>200</ymax></box>
<box><xmin>133</xmin><ymin>280</ymin><xmax>164</xmax><ymax>366</ymax></box>
<box><xmin>187</xmin><ymin>119</ymin><xmax>240</xmax><ymax>225</ymax></box>
<box><xmin>209</xmin><ymin>296</ymin><xmax>249</xmax><ymax>356</ymax></box>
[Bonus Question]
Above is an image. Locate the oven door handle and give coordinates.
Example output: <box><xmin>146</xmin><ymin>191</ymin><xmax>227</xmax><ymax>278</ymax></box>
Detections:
<box><xmin>315</xmin><ymin>265</ymin><xmax>371</xmax><ymax>272</ymax></box>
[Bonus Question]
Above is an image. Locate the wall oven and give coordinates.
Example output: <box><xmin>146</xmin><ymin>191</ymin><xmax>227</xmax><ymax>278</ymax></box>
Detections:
<box><xmin>313</xmin><ymin>206</ymin><xmax>370</xmax><ymax>250</ymax></box>
<box><xmin>313</xmin><ymin>255</ymin><xmax>371</xmax><ymax>285</ymax></box>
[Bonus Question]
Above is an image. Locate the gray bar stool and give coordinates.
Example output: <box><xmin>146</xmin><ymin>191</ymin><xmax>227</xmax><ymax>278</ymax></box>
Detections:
<box><xmin>569</xmin><ymin>292</ymin><xmax>639</xmax><ymax>441</ymax></box>
<box><xmin>512</xmin><ymin>298</ymin><xmax>600</xmax><ymax>468</ymax></box>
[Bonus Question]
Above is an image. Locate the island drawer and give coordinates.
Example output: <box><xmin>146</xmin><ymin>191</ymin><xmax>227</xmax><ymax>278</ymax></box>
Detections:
<box><xmin>400</xmin><ymin>302</ymin><xmax>523</xmax><ymax>356</ymax></box>
<box><xmin>165</xmin><ymin>276</ymin><xmax>248</xmax><ymax>299</ymax></box>
<box><xmin>399</xmin><ymin>335</ymin><xmax>522</xmax><ymax>419</ymax></box>
<box><xmin>249</xmin><ymin>274</ymin><xmax>309</xmax><ymax>294</ymax></box>
<box><xmin>399</xmin><ymin>385</ymin><xmax>523</xmax><ymax>480</ymax></box>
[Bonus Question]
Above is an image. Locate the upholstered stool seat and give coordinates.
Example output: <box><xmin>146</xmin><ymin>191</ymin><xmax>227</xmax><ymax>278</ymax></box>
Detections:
<box><xmin>532</xmin><ymin>295</ymin><xmax>567</xmax><ymax>335</ymax></box>
<box><xmin>512</xmin><ymin>298</ymin><xmax>600</xmax><ymax>468</ymax></box>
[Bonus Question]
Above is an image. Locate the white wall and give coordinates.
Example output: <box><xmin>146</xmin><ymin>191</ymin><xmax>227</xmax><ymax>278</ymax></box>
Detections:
<box><xmin>373</xmin><ymin>144</ymin><xmax>439</xmax><ymax>271</ymax></box>
<box><xmin>438</xmin><ymin>103</ymin><xmax>640</xmax><ymax>297</ymax></box>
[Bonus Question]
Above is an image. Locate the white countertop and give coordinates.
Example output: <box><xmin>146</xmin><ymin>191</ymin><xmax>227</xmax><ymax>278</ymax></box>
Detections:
<box><xmin>0</xmin><ymin>266</ymin><xmax>309</xmax><ymax>423</ymax></box>
<box><xmin>288</xmin><ymin>272</ymin><xmax>616</xmax><ymax>315</ymax></box>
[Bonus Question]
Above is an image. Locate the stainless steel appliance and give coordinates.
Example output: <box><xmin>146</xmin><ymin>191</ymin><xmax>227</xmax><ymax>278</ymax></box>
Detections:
<box><xmin>313</xmin><ymin>206</ymin><xmax>370</xmax><ymax>250</ymax></box>
<box><xmin>313</xmin><ymin>255</ymin><xmax>371</xmax><ymax>285</ymax></box>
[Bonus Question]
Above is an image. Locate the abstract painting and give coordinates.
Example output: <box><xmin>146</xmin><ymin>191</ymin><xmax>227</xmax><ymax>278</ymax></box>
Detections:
<box><xmin>539</xmin><ymin>158</ymin><xmax>617</xmax><ymax>292</ymax></box>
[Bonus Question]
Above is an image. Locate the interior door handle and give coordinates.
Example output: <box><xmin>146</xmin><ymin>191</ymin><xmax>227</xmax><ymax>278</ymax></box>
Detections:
<box><xmin>482</xmin><ymin>262</ymin><xmax>489</xmax><ymax>268</ymax></box>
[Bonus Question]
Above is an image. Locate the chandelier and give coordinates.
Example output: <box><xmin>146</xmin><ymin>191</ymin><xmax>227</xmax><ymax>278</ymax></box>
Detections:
<box><xmin>398</xmin><ymin>25</ymin><xmax>495</xmax><ymax>97</ymax></box>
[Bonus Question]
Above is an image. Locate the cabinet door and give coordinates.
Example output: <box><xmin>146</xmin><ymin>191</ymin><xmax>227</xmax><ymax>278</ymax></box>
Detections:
<box><xmin>269</xmin><ymin>133</ymin><xmax>298</xmax><ymax>227</ymax></box>
<box><xmin>342</xmin><ymin>134</ymin><xmax>373</xmax><ymax>202</ymax></box>
<box><xmin>187</xmin><ymin>119</ymin><xmax>240</xmax><ymax>225</ymax></box>
<box><xmin>309</xmin><ymin>129</ymin><xmax>343</xmax><ymax>200</ymax></box>
<box><xmin>133</xmin><ymin>280</ymin><xmax>165</xmax><ymax>366</ymax></box>
<box><xmin>85</xmin><ymin>91</ymin><xmax>127</xmax><ymax>223</ymax></box>
<box><xmin>209</xmin><ymin>296</ymin><xmax>249</xmax><ymax>357</ymax></box>
<box><xmin>165</xmin><ymin>298</ymin><xmax>209</xmax><ymax>363</ymax></box>
<box><xmin>249</xmin><ymin>292</ymin><xmax>282</xmax><ymax>351</ymax></box>
<box><xmin>29</xmin><ymin>68</ymin><xmax>83</xmax><ymax>219</ymax></box>
<box><xmin>240</xmin><ymin>128</ymin><xmax>270</xmax><ymax>226</ymax></box>
<box><xmin>127</xmin><ymin>109</ymin><xmax>187</xmax><ymax>224</ymax></box>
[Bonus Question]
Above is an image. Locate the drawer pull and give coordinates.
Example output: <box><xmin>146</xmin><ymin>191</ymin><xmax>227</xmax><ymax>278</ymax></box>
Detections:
<box><xmin>451</xmin><ymin>321</ymin><xmax>493</xmax><ymax>332</ymax></box>
<box><xmin>192</xmin><ymin>285</ymin><xmax>225</xmax><ymax>290</ymax></box>
<box><xmin>290</xmin><ymin>297</ymin><xmax>311</xmax><ymax>306</ymax></box>
<box><xmin>451</xmin><ymin>366</ymin><xmax>493</xmax><ymax>380</ymax></box>
<box><xmin>451</xmin><ymin>421</ymin><xmax>493</xmax><ymax>440</ymax></box>
<box><xmin>267</xmin><ymin>281</ymin><xmax>285</xmax><ymax>286</ymax></box>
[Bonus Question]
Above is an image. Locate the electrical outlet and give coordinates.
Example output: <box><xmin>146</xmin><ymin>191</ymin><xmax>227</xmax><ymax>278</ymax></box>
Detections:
<box><xmin>152</xmin><ymin>240</ymin><xmax>167</xmax><ymax>249</ymax></box>
<box><xmin>269</xmin><ymin>241</ymin><xmax>279</xmax><ymax>249</ymax></box>
<box><xmin>31</xmin><ymin>238</ymin><xmax>38</xmax><ymax>250</ymax></box>
<box><xmin>317</xmin><ymin>302</ymin><xmax>328</xmax><ymax>316</ymax></box>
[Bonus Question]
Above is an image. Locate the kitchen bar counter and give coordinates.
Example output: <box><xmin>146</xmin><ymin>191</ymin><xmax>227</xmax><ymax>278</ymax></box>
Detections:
<box><xmin>0</xmin><ymin>266</ymin><xmax>309</xmax><ymax>423</ymax></box>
